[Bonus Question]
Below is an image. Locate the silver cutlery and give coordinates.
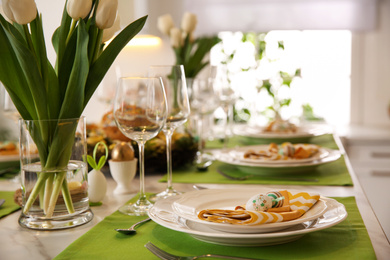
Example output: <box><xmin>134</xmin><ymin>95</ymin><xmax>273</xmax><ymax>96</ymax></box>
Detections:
<box><xmin>195</xmin><ymin>153</ymin><xmax>214</xmax><ymax>171</ymax></box>
<box><xmin>0</xmin><ymin>199</ymin><xmax>5</xmax><ymax>207</ymax></box>
<box><xmin>115</xmin><ymin>217</ymin><xmax>151</xmax><ymax>235</ymax></box>
<box><xmin>217</xmin><ymin>168</ymin><xmax>319</xmax><ymax>182</ymax></box>
<box><xmin>145</xmin><ymin>242</ymin><xmax>261</xmax><ymax>260</ymax></box>
<box><xmin>192</xmin><ymin>184</ymin><xmax>207</xmax><ymax>190</ymax></box>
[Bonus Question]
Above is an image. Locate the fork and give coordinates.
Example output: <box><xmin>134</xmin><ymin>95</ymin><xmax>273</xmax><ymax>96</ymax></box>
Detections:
<box><xmin>145</xmin><ymin>242</ymin><xmax>261</xmax><ymax>260</ymax></box>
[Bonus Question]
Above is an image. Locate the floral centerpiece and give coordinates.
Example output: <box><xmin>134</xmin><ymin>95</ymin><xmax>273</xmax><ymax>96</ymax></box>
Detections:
<box><xmin>0</xmin><ymin>0</ymin><xmax>146</xmax><ymax>222</ymax></box>
<box><xmin>157</xmin><ymin>12</ymin><xmax>219</xmax><ymax>78</ymax></box>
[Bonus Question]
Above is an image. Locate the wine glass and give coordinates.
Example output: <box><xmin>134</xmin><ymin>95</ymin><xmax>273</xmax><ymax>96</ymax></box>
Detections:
<box><xmin>113</xmin><ymin>77</ymin><xmax>167</xmax><ymax>215</ymax></box>
<box><xmin>190</xmin><ymin>77</ymin><xmax>219</xmax><ymax>170</ymax></box>
<box><xmin>190</xmin><ymin>78</ymin><xmax>220</xmax><ymax>170</ymax></box>
<box><xmin>214</xmin><ymin>64</ymin><xmax>238</xmax><ymax>148</ymax></box>
<box><xmin>148</xmin><ymin>65</ymin><xmax>190</xmax><ymax>200</ymax></box>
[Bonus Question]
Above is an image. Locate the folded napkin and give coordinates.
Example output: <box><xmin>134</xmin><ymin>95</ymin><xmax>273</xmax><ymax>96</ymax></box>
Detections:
<box><xmin>198</xmin><ymin>190</ymin><xmax>320</xmax><ymax>225</ymax></box>
<box><xmin>0</xmin><ymin>191</ymin><xmax>20</xmax><ymax>218</ymax></box>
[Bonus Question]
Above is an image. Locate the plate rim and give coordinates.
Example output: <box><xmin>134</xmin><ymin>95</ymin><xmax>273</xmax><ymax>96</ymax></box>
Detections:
<box><xmin>233</xmin><ymin>124</ymin><xmax>332</xmax><ymax>139</ymax></box>
<box><xmin>0</xmin><ymin>154</ymin><xmax>20</xmax><ymax>162</ymax></box>
<box><xmin>228</xmin><ymin>145</ymin><xmax>330</xmax><ymax>165</ymax></box>
<box><xmin>213</xmin><ymin>147</ymin><xmax>341</xmax><ymax>169</ymax></box>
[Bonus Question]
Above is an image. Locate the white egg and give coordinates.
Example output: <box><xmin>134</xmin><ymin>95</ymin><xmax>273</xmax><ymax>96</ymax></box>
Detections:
<box><xmin>88</xmin><ymin>169</ymin><xmax>107</xmax><ymax>203</ymax></box>
<box><xmin>246</xmin><ymin>194</ymin><xmax>272</xmax><ymax>212</ymax></box>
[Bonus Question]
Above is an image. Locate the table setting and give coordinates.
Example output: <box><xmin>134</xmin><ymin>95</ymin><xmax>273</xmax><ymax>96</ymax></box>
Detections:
<box><xmin>0</xmin><ymin>2</ymin><xmax>389</xmax><ymax>260</ymax></box>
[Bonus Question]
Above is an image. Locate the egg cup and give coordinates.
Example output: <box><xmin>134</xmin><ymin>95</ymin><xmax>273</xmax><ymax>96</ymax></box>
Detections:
<box><xmin>108</xmin><ymin>159</ymin><xmax>138</xmax><ymax>195</ymax></box>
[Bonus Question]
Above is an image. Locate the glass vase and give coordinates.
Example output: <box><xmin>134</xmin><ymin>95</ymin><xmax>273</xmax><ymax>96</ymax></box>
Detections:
<box><xmin>18</xmin><ymin>117</ymin><xmax>93</xmax><ymax>230</ymax></box>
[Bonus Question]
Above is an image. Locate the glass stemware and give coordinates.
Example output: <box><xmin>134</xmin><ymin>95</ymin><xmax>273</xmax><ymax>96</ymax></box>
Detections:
<box><xmin>113</xmin><ymin>77</ymin><xmax>167</xmax><ymax>215</ymax></box>
<box><xmin>215</xmin><ymin>65</ymin><xmax>238</xmax><ymax>148</ymax></box>
<box><xmin>189</xmin><ymin>78</ymin><xmax>220</xmax><ymax>169</ymax></box>
<box><xmin>148</xmin><ymin>65</ymin><xmax>190</xmax><ymax>200</ymax></box>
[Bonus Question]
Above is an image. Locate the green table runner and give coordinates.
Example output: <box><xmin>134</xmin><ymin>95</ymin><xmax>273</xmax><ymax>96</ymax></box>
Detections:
<box><xmin>54</xmin><ymin>195</ymin><xmax>375</xmax><ymax>260</ymax></box>
<box><xmin>0</xmin><ymin>191</ymin><xmax>20</xmax><ymax>218</ymax></box>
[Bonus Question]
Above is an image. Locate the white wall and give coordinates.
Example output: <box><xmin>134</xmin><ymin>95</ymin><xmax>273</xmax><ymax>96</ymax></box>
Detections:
<box><xmin>351</xmin><ymin>0</ymin><xmax>390</xmax><ymax>127</ymax></box>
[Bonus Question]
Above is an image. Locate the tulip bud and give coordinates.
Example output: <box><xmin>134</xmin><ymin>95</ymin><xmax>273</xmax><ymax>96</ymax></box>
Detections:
<box><xmin>0</xmin><ymin>4</ymin><xmax>12</xmax><ymax>23</ymax></box>
<box><xmin>2</xmin><ymin>0</ymin><xmax>37</xmax><ymax>25</ymax></box>
<box><xmin>66</xmin><ymin>0</ymin><xmax>92</xmax><ymax>20</ymax></box>
<box><xmin>102</xmin><ymin>14</ymin><xmax>121</xmax><ymax>42</ymax></box>
<box><xmin>157</xmin><ymin>14</ymin><xmax>174</xmax><ymax>35</ymax></box>
<box><xmin>95</xmin><ymin>0</ymin><xmax>118</xmax><ymax>30</ymax></box>
<box><xmin>181</xmin><ymin>12</ymin><xmax>197</xmax><ymax>34</ymax></box>
<box><xmin>170</xmin><ymin>27</ymin><xmax>182</xmax><ymax>48</ymax></box>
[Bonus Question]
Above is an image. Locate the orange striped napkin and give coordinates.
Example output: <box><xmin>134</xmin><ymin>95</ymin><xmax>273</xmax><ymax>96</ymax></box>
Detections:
<box><xmin>198</xmin><ymin>190</ymin><xmax>320</xmax><ymax>225</ymax></box>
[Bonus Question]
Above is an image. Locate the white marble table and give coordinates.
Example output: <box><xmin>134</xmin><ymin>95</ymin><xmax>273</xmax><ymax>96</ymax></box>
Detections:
<box><xmin>0</xmin><ymin>155</ymin><xmax>389</xmax><ymax>259</ymax></box>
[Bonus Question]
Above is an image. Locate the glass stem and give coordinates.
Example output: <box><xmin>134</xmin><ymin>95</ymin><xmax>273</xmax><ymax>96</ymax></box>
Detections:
<box><xmin>137</xmin><ymin>141</ymin><xmax>147</xmax><ymax>205</ymax></box>
<box><xmin>164</xmin><ymin>129</ymin><xmax>174</xmax><ymax>192</ymax></box>
<box><xmin>197</xmin><ymin>115</ymin><xmax>204</xmax><ymax>155</ymax></box>
<box><xmin>223</xmin><ymin>104</ymin><xmax>233</xmax><ymax>149</ymax></box>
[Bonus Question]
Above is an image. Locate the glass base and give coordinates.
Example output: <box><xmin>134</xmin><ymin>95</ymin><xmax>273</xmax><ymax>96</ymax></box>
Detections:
<box><xmin>119</xmin><ymin>200</ymin><xmax>153</xmax><ymax>216</ymax></box>
<box><xmin>149</xmin><ymin>188</ymin><xmax>182</xmax><ymax>202</ymax></box>
<box><xmin>18</xmin><ymin>209</ymin><xmax>93</xmax><ymax>230</ymax></box>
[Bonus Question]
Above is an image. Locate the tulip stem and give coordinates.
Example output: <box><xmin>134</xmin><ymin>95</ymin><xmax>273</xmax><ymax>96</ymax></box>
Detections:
<box><xmin>92</xmin><ymin>29</ymin><xmax>103</xmax><ymax>63</ymax></box>
<box><xmin>23</xmin><ymin>24</ymin><xmax>36</xmax><ymax>57</ymax></box>
<box><xmin>66</xmin><ymin>19</ymin><xmax>77</xmax><ymax>45</ymax></box>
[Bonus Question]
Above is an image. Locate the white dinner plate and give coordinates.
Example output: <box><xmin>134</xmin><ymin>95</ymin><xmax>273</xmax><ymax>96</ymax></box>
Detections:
<box><xmin>213</xmin><ymin>148</ymin><xmax>341</xmax><ymax>175</ymax></box>
<box><xmin>148</xmin><ymin>192</ymin><xmax>347</xmax><ymax>246</ymax></box>
<box><xmin>233</xmin><ymin>124</ymin><xmax>332</xmax><ymax>139</ymax></box>
<box><xmin>228</xmin><ymin>145</ymin><xmax>329</xmax><ymax>165</ymax></box>
<box><xmin>172</xmin><ymin>188</ymin><xmax>328</xmax><ymax>234</ymax></box>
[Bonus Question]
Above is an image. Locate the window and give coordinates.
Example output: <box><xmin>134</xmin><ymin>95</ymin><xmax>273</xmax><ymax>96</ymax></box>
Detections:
<box><xmin>210</xmin><ymin>30</ymin><xmax>352</xmax><ymax>127</ymax></box>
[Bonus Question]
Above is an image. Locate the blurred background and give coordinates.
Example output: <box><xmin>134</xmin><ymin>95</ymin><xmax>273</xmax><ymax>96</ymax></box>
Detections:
<box><xmin>1</xmin><ymin>0</ymin><xmax>389</xmax><ymax>132</ymax></box>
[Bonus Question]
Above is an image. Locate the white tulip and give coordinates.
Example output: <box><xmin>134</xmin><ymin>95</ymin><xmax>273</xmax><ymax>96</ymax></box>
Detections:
<box><xmin>66</xmin><ymin>0</ymin><xmax>92</xmax><ymax>20</ymax></box>
<box><xmin>157</xmin><ymin>14</ymin><xmax>174</xmax><ymax>35</ymax></box>
<box><xmin>0</xmin><ymin>4</ymin><xmax>11</xmax><ymax>23</ymax></box>
<box><xmin>2</xmin><ymin>0</ymin><xmax>37</xmax><ymax>24</ymax></box>
<box><xmin>95</xmin><ymin>0</ymin><xmax>118</xmax><ymax>30</ymax></box>
<box><xmin>181</xmin><ymin>12</ymin><xmax>197</xmax><ymax>34</ymax></box>
<box><xmin>170</xmin><ymin>27</ymin><xmax>182</xmax><ymax>48</ymax></box>
<box><xmin>102</xmin><ymin>14</ymin><xmax>121</xmax><ymax>43</ymax></box>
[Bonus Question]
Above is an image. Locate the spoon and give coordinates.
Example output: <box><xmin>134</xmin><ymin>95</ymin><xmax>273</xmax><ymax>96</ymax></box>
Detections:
<box><xmin>195</xmin><ymin>153</ymin><xmax>214</xmax><ymax>171</ymax></box>
<box><xmin>0</xmin><ymin>199</ymin><xmax>5</xmax><ymax>207</ymax></box>
<box><xmin>115</xmin><ymin>217</ymin><xmax>151</xmax><ymax>235</ymax></box>
<box><xmin>192</xmin><ymin>184</ymin><xmax>207</xmax><ymax>190</ymax></box>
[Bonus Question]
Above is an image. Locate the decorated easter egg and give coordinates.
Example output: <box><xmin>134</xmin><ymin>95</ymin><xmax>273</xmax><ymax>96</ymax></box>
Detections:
<box><xmin>266</xmin><ymin>191</ymin><xmax>285</xmax><ymax>208</ymax></box>
<box><xmin>111</xmin><ymin>142</ymin><xmax>134</xmax><ymax>161</ymax></box>
<box><xmin>246</xmin><ymin>194</ymin><xmax>273</xmax><ymax>212</ymax></box>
